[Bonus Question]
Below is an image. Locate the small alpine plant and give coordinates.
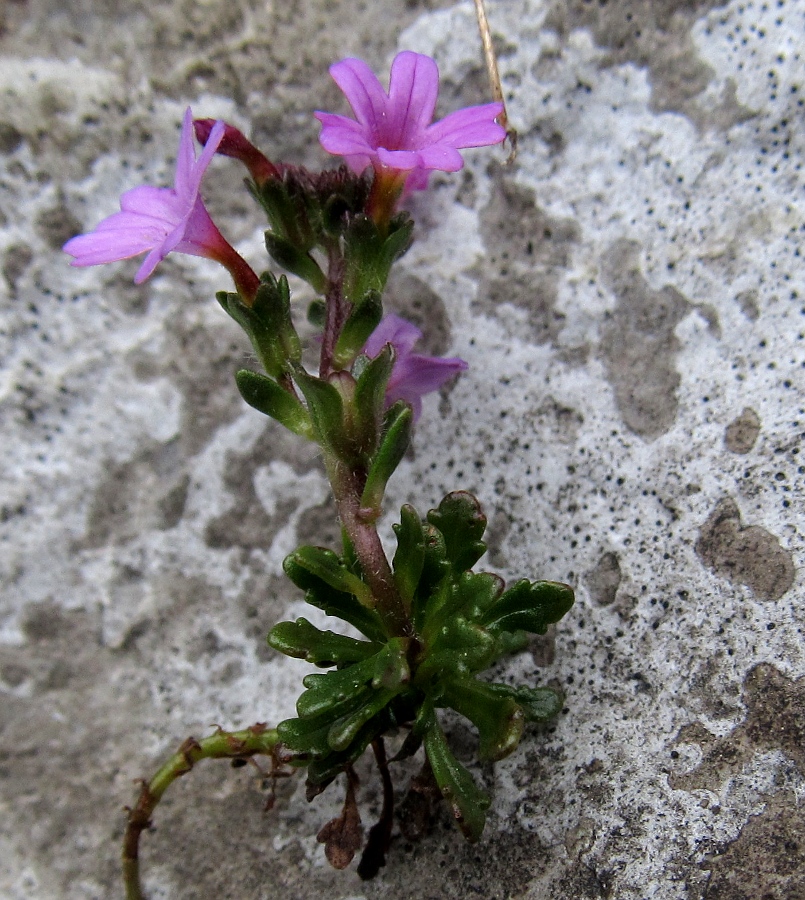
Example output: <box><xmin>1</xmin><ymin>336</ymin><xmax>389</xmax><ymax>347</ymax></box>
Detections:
<box><xmin>65</xmin><ymin>51</ymin><xmax>574</xmax><ymax>896</ymax></box>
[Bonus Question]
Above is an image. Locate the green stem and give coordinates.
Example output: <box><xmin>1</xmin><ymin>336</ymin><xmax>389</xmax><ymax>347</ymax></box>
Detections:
<box><xmin>122</xmin><ymin>724</ymin><xmax>280</xmax><ymax>900</ymax></box>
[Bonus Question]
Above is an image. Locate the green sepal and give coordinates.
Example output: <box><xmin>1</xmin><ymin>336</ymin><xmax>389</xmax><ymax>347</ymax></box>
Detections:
<box><xmin>484</xmin><ymin>683</ymin><xmax>564</xmax><ymax>723</ymax></box>
<box><xmin>291</xmin><ymin>366</ymin><xmax>351</xmax><ymax>459</ymax></box>
<box><xmin>264</xmin><ymin>232</ymin><xmax>326</xmax><ymax>293</ymax></box>
<box><xmin>257</xmin><ymin>177</ymin><xmax>316</xmax><ymax>251</ymax></box>
<box><xmin>235</xmin><ymin>369</ymin><xmax>313</xmax><ymax>439</ymax></box>
<box><xmin>427</xmin><ymin>492</ymin><xmax>487</xmax><ymax>575</ymax></box>
<box><xmin>343</xmin><ymin>215</ymin><xmax>384</xmax><ymax>303</ymax></box>
<box><xmin>423</xmin><ymin>711</ymin><xmax>490</xmax><ymax>842</ymax></box>
<box><xmin>352</xmin><ymin>343</ymin><xmax>393</xmax><ymax>455</ymax></box>
<box><xmin>360</xmin><ymin>401</ymin><xmax>413</xmax><ymax>513</ymax></box>
<box><xmin>441</xmin><ymin>678</ymin><xmax>525</xmax><ymax>761</ymax></box>
<box><xmin>333</xmin><ymin>290</ymin><xmax>383</xmax><ymax>370</ymax></box>
<box><xmin>267</xmin><ymin>617</ymin><xmax>380</xmax><ymax>667</ymax></box>
<box><xmin>381</xmin><ymin>213</ymin><xmax>415</xmax><ymax>269</ymax></box>
<box><xmin>392</xmin><ymin>504</ymin><xmax>425</xmax><ymax>609</ymax></box>
<box><xmin>283</xmin><ymin>550</ymin><xmax>385</xmax><ymax>642</ymax></box>
<box><xmin>253</xmin><ymin>275</ymin><xmax>302</xmax><ymax>364</ymax></box>
<box><xmin>478</xmin><ymin>579</ymin><xmax>575</xmax><ymax>636</ymax></box>
<box><xmin>342</xmin><ymin>213</ymin><xmax>414</xmax><ymax>303</ymax></box>
<box><xmin>285</xmin><ymin>546</ymin><xmax>374</xmax><ymax>609</ymax></box>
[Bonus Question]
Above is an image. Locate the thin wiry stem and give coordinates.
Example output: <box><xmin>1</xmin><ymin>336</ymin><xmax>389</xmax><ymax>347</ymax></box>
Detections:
<box><xmin>122</xmin><ymin>724</ymin><xmax>281</xmax><ymax>900</ymax></box>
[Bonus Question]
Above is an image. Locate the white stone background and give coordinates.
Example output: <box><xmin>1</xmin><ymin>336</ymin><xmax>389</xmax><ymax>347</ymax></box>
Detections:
<box><xmin>0</xmin><ymin>0</ymin><xmax>803</xmax><ymax>897</ymax></box>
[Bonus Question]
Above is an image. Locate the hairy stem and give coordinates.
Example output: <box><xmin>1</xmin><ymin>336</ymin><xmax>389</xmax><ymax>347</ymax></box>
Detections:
<box><xmin>326</xmin><ymin>454</ymin><xmax>411</xmax><ymax>637</ymax></box>
<box><xmin>320</xmin><ymin>248</ymin><xmax>347</xmax><ymax>377</ymax></box>
<box><xmin>122</xmin><ymin>724</ymin><xmax>280</xmax><ymax>900</ymax></box>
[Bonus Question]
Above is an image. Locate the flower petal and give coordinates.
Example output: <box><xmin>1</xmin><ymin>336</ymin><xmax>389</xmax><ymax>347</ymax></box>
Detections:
<box><xmin>415</xmin><ymin>144</ymin><xmax>464</xmax><ymax>172</ymax></box>
<box><xmin>329</xmin><ymin>58</ymin><xmax>388</xmax><ymax>136</ymax></box>
<box><xmin>364</xmin><ymin>314</ymin><xmax>422</xmax><ymax>357</ymax></box>
<box><xmin>64</xmin><ymin>227</ymin><xmax>161</xmax><ymax>265</ymax></box>
<box><xmin>173</xmin><ymin>108</ymin><xmax>198</xmax><ymax>198</ymax></box>
<box><xmin>425</xmin><ymin>102</ymin><xmax>506</xmax><ymax>149</ymax></box>
<box><xmin>134</xmin><ymin>247</ymin><xmax>166</xmax><ymax>284</ymax></box>
<box><xmin>317</xmin><ymin>120</ymin><xmax>376</xmax><ymax>158</ymax></box>
<box><xmin>388</xmin><ymin>354</ymin><xmax>468</xmax><ymax>414</ymax></box>
<box><xmin>387</xmin><ymin>51</ymin><xmax>439</xmax><ymax>146</ymax></box>
<box><xmin>119</xmin><ymin>185</ymin><xmax>182</xmax><ymax>223</ymax></box>
<box><xmin>376</xmin><ymin>147</ymin><xmax>420</xmax><ymax>171</ymax></box>
<box><xmin>188</xmin><ymin>118</ymin><xmax>225</xmax><ymax>196</ymax></box>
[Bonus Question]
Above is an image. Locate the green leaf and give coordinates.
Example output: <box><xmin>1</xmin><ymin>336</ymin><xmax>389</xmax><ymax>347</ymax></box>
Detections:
<box><xmin>333</xmin><ymin>290</ymin><xmax>383</xmax><ymax>370</ymax></box>
<box><xmin>235</xmin><ymin>369</ymin><xmax>313</xmax><ymax>438</ymax></box>
<box><xmin>371</xmin><ymin>636</ymin><xmax>411</xmax><ymax>691</ymax></box>
<box><xmin>277</xmin><ymin>694</ymin><xmax>366</xmax><ymax>757</ymax></box>
<box><xmin>418</xmin><ymin>616</ymin><xmax>497</xmax><ymax>681</ymax></box>
<box><xmin>411</xmin><ymin>523</ymin><xmax>450</xmax><ymax>631</ymax></box>
<box><xmin>267</xmin><ymin>618</ymin><xmax>380</xmax><ymax>666</ymax></box>
<box><xmin>392</xmin><ymin>504</ymin><xmax>425</xmax><ymax>609</ymax></box>
<box><xmin>326</xmin><ymin>685</ymin><xmax>399</xmax><ymax>752</ymax></box>
<box><xmin>422</xmin><ymin>570</ymin><xmax>504</xmax><ymax>635</ymax></box>
<box><xmin>360</xmin><ymin>401</ymin><xmax>413</xmax><ymax>513</ymax></box>
<box><xmin>427</xmin><ymin>492</ymin><xmax>487</xmax><ymax>575</ymax></box>
<box><xmin>484</xmin><ymin>683</ymin><xmax>564</xmax><ymax>723</ymax></box>
<box><xmin>283</xmin><ymin>551</ymin><xmax>385</xmax><ymax>642</ymax></box>
<box><xmin>291</xmin><ymin>366</ymin><xmax>351</xmax><ymax>458</ymax></box>
<box><xmin>285</xmin><ymin>546</ymin><xmax>374</xmax><ymax>608</ymax></box>
<box><xmin>351</xmin><ymin>341</ymin><xmax>393</xmax><ymax>453</ymax></box>
<box><xmin>298</xmin><ymin>654</ymin><xmax>379</xmax><ymax>718</ymax></box>
<box><xmin>478</xmin><ymin>580</ymin><xmax>575</xmax><ymax>636</ymax></box>
<box><xmin>424</xmin><ymin>714</ymin><xmax>490</xmax><ymax>842</ymax></box>
<box><xmin>307</xmin><ymin>298</ymin><xmax>326</xmax><ymax>327</ymax></box>
<box><xmin>441</xmin><ymin>678</ymin><xmax>525</xmax><ymax>761</ymax></box>
<box><xmin>305</xmin><ymin>709</ymin><xmax>392</xmax><ymax>785</ymax></box>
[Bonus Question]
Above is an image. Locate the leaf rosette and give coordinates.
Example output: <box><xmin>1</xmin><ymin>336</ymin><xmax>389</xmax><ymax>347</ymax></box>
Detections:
<box><xmin>269</xmin><ymin>491</ymin><xmax>574</xmax><ymax>839</ymax></box>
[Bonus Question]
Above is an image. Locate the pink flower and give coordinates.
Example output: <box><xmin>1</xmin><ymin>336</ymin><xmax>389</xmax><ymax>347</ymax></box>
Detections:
<box><xmin>364</xmin><ymin>314</ymin><xmax>468</xmax><ymax>421</ymax></box>
<box><xmin>64</xmin><ymin>108</ymin><xmax>259</xmax><ymax>300</ymax></box>
<box><xmin>315</xmin><ymin>51</ymin><xmax>505</xmax><ymax>191</ymax></box>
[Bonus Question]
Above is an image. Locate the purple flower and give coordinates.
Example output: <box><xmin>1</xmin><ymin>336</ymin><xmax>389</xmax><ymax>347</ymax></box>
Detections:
<box><xmin>315</xmin><ymin>51</ymin><xmax>505</xmax><ymax>191</ymax></box>
<box><xmin>364</xmin><ymin>314</ymin><xmax>468</xmax><ymax>421</ymax></box>
<box><xmin>64</xmin><ymin>108</ymin><xmax>259</xmax><ymax>301</ymax></box>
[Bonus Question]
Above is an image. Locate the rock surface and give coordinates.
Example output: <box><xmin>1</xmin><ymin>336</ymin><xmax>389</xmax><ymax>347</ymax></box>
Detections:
<box><xmin>1</xmin><ymin>0</ymin><xmax>803</xmax><ymax>898</ymax></box>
